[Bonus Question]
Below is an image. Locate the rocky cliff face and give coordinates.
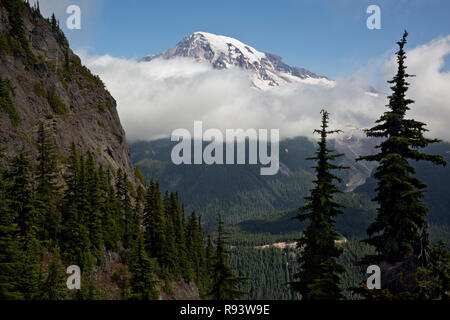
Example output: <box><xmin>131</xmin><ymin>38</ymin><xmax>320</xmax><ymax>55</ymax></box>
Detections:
<box><xmin>0</xmin><ymin>1</ymin><xmax>136</xmax><ymax>181</ymax></box>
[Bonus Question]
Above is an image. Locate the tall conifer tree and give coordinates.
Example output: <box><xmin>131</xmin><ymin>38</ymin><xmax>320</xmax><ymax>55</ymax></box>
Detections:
<box><xmin>0</xmin><ymin>142</ymin><xmax>23</xmax><ymax>299</ymax></box>
<box><xmin>40</xmin><ymin>248</ymin><xmax>67</xmax><ymax>300</ymax></box>
<box><xmin>204</xmin><ymin>235</ymin><xmax>215</xmax><ymax>293</ymax></box>
<box><xmin>292</xmin><ymin>110</ymin><xmax>346</xmax><ymax>300</ymax></box>
<box><xmin>170</xmin><ymin>192</ymin><xmax>192</xmax><ymax>281</ymax></box>
<box><xmin>85</xmin><ymin>152</ymin><xmax>104</xmax><ymax>262</ymax></box>
<box><xmin>186</xmin><ymin>212</ymin><xmax>202</xmax><ymax>282</ymax></box>
<box><xmin>61</xmin><ymin>144</ymin><xmax>93</xmax><ymax>271</ymax></box>
<box><xmin>35</xmin><ymin>122</ymin><xmax>60</xmax><ymax>242</ymax></box>
<box><xmin>101</xmin><ymin>168</ymin><xmax>121</xmax><ymax>250</ymax></box>
<box><xmin>6</xmin><ymin>149</ymin><xmax>37</xmax><ymax>238</ymax></box>
<box><xmin>209</xmin><ymin>213</ymin><xmax>244</xmax><ymax>300</ymax></box>
<box><xmin>116</xmin><ymin>170</ymin><xmax>135</xmax><ymax>249</ymax></box>
<box><xmin>357</xmin><ymin>31</ymin><xmax>447</xmax><ymax>264</ymax></box>
<box><xmin>162</xmin><ymin>191</ymin><xmax>177</xmax><ymax>274</ymax></box>
<box><xmin>129</xmin><ymin>233</ymin><xmax>159</xmax><ymax>300</ymax></box>
<box><xmin>143</xmin><ymin>180</ymin><xmax>166</xmax><ymax>260</ymax></box>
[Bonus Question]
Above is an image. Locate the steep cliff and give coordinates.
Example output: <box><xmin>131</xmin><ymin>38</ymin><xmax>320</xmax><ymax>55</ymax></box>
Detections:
<box><xmin>0</xmin><ymin>1</ymin><xmax>203</xmax><ymax>300</ymax></box>
<box><xmin>0</xmin><ymin>1</ymin><xmax>135</xmax><ymax>181</ymax></box>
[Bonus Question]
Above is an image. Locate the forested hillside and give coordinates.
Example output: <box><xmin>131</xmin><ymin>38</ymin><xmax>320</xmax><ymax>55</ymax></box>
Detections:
<box><xmin>132</xmin><ymin>139</ymin><xmax>449</xmax><ymax>229</ymax></box>
<box><xmin>0</xmin><ymin>0</ymin><xmax>224</xmax><ymax>300</ymax></box>
<box><xmin>226</xmin><ymin>223</ymin><xmax>450</xmax><ymax>300</ymax></box>
<box><xmin>132</xmin><ymin>137</ymin><xmax>375</xmax><ymax>227</ymax></box>
<box><xmin>228</xmin><ymin>238</ymin><xmax>376</xmax><ymax>300</ymax></box>
<box><xmin>0</xmin><ymin>128</ymin><xmax>215</xmax><ymax>299</ymax></box>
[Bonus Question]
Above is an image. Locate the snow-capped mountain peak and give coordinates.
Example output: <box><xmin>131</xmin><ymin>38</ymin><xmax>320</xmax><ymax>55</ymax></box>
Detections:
<box><xmin>191</xmin><ymin>31</ymin><xmax>266</xmax><ymax>66</ymax></box>
<box><xmin>141</xmin><ymin>32</ymin><xmax>334</xmax><ymax>90</ymax></box>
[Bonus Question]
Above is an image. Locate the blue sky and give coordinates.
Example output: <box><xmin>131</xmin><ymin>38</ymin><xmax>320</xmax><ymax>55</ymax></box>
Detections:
<box><xmin>39</xmin><ymin>0</ymin><xmax>449</xmax><ymax>79</ymax></box>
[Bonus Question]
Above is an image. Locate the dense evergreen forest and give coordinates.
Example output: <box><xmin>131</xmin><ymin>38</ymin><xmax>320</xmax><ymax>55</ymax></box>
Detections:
<box><xmin>227</xmin><ymin>219</ymin><xmax>450</xmax><ymax>299</ymax></box>
<box><xmin>132</xmin><ymin>137</ymin><xmax>450</xmax><ymax>229</ymax></box>
<box><xmin>228</xmin><ymin>238</ymin><xmax>376</xmax><ymax>300</ymax></box>
<box><xmin>0</xmin><ymin>121</ymin><xmax>239</xmax><ymax>299</ymax></box>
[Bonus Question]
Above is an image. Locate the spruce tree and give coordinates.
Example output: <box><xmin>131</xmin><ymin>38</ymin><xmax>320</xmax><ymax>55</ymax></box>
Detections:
<box><xmin>5</xmin><ymin>0</ymin><xmax>25</xmax><ymax>41</ymax></box>
<box><xmin>74</xmin><ymin>275</ymin><xmax>97</xmax><ymax>301</ymax></box>
<box><xmin>196</xmin><ymin>215</ymin><xmax>208</xmax><ymax>291</ymax></box>
<box><xmin>61</xmin><ymin>176</ymin><xmax>81</xmax><ymax>265</ymax></box>
<box><xmin>0</xmin><ymin>142</ymin><xmax>23</xmax><ymax>299</ymax></box>
<box><xmin>116</xmin><ymin>170</ymin><xmax>135</xmax><ymax>249</ymax></box>
<box><xmin>85</xmin><ymin>152</ymin><xmax>103</xmax><ymax>261</ymax></box>
<box><xmin>209</xmin><ymin>213</ymin><xmax>244</xmax><ymax>300</ymax></box>
<box><xmin>417</xmin><ymin>240</ymin><xmax>450</xmax><ymax>300</ymax></box>
<box><xmin>77</xmin><ymin>154</ymin><xmax>91</xmax><ymax>226</ymax></box>
<box><xmin>50</xmin><ymin>13</ymin><xmax>57</xmax><ymax>32</ymax></box>
<box><xmin>162</xmin><ymin>191</ymin><xmax>177</xmax><ymax>274</ymax></box>
<box><xmin>133</xmin><ymin>185</ymin><xmax>146</xmax><ymax>241</ymax></box>
<box><xmin>101</xmin><ymin>168</ymin><xmax>121</xmax><ymax>250</ymax></box>
<box><xmin>61</xmin><ymin>144</ymin><xmax>93</xmax><ymax>272</ymax></box>
<box><xmin>40</xmin><ymin>248</ymin><xmax>67</xmax><ymax>300</ymax></box>
<box><xmin>143</xmin><ymin>180</ymin><xmax>166</xmax><ymax>260</ymax></box>
<box><xmin>64</xmin><ymin>143</ymin><xmax>80</xmax><ymax>202</ymax></box>
<box><xmin>204</xmin><ymin>235</ymin><xmax>215</xmax><ymax>293</ymax></box>
<box><xmin>291</xmin><ymin>109</ymin><xmax>346</xmax><ymax>300</ymax></box>
<box><xmin>186</xmin><ymin>211</ymin><xmax>202</xmax><ymax>282</ymax></box>
<box><xmin>5</xmin><ymin>149</ymin><xmax>37</xmax><ymax>238</ymax></box>
<box><xmin>35</xmin><ymin>122</ymin><xmax>60</xmax><ymax>243</ymax></box>
<box><xmin>16</xmin><ymin>235</ymin><xmax>41</xmax><ymax>300</ymax></box>
<box><xmin>169</xmin><ymin>192</ymin><xmax>192</xmax><ymax>281</ymax></box>
<box><xmin>3</xmin><ymin>0</ymin><xmax>33</xmax><ymax>60</ymax></box>
<box><xmin>357</xmin><ymin>31</ymin><xmax>447</xmax><ymax>264</ymax></box>
<box><xmin>129</xmin><ymin>233</ymin><xmax>159</xmax><ymax>300</ymax></box>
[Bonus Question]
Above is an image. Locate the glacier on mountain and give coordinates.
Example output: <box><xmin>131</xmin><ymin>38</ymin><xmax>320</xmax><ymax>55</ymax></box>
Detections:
<box><xmin>141</xmin><ymin>32</ymin><xmax>335</xmax><ymax>90</ymax></box>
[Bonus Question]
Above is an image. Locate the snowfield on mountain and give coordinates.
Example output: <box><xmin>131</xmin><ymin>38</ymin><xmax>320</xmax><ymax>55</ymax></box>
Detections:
<box><xmin>141</xmin><ymin>32</ymin><xmax>335</xmax><ymax>90</ymax></box>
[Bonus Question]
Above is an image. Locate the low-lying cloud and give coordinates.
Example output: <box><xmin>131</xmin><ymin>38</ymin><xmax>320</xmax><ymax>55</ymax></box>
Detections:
<box><xmin>79</xmin><ymin>35</ymin><xmax>450</xmax><ymax>142</ymax></box>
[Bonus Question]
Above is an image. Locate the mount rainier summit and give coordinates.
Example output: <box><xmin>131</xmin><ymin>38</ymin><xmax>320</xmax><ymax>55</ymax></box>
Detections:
<box><xmin>141</xmin><ymin>32</ymin><xmax>334</xmax><ymax>90</ymax></box>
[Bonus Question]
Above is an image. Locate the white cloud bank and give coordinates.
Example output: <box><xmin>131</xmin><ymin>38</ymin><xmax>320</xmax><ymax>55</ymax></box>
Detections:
<box><xmin>79</xmin><ymin>35</ymin><xmax>450</xmax><ymax>142</ymax></box>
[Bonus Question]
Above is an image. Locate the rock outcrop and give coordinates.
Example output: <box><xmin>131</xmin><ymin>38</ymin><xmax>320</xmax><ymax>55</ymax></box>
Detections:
<box><xmin>0</xmin><ymin>1</ymin><xmax>136</xmax><ymax>182</ymax></box>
